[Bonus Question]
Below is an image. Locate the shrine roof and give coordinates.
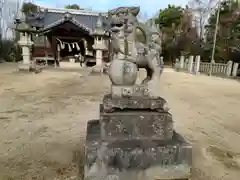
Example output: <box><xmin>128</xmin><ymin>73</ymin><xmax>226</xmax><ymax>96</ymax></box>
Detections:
<box><xmin>26</xmin><ymin>7</ymin><xmax>109</xmax><ymax>34</ymax></box>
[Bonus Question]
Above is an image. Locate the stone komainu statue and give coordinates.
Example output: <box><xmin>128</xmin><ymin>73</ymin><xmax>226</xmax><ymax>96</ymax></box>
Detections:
<box><xmin>108</xmin><ymin>6</ymin><xmax>164</xmax><ymax>85</ymax></box>
<box><xmin>83</xmin><ymin>7</ymin><xmax>192</xmax><ymax>180</ymax></box>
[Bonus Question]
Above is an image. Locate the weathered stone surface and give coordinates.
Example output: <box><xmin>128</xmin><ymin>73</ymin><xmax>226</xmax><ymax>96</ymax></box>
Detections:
<box><xmin>86</xmin><ymin>166</ymin><xmax>191</xmax><ymax>180</ymax></box>
<box><xmin>108</xmin><ymin>59</ymin><xmax>138</xmax><ymax>86</ymax></box>
<box><xmin>102</xmin><ymin>94</ymin><xmax>168</xmax><ymax>112</ymax></box>
<box><xmin>18</xmin><ymin>63</ymin><xmax>31</xmax><ymax>72</ymax></box>
<box><xmin>111</xmin><ymin>85</ymin><xmax>149</xmax><ymax>98</ymax></box>
<box><xmin>101</xmin><ymin>144</ymin><xmax>190</xmax><ymax>169</ymax></box>
<box><xmin>85</xmin><ymin>119</ymin><xmax>101</xmax><ymax>175</ymax></box>
<box><xmin>100</xmin><ymin>110</ymin><xmax>173</xmax><ymax>141</ymax></box>
<box><xmin>84</xmin><ymin>131</ymin><xmax>192</xmax><ymax>180</ymax></box>
<box><xmin>18</xmin><ymin>63</ymin><xmax>42</xmax><ymax>73</ymax></box>
<box><xmin>100</xmin><ymin>132</ymin><xmax>191</xmax><ymax>168</ymax></box>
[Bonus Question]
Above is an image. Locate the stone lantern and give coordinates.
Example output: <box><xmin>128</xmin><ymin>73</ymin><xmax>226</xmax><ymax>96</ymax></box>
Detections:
<box><xmin>15</xmin><ymin>21</ymin><xmax>35</xmax><ymax>71</ymax></box>
<box><xmin>91</xmin><ymin>13</ymin><xmax>108</xmax><ymax>73</ymax></box>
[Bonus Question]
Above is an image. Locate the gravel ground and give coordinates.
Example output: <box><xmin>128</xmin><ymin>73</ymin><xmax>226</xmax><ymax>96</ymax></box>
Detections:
<box><xmin>0</xmin><ymin>63</ymin><xmax>240</xmax><ymax>180</ymax></box>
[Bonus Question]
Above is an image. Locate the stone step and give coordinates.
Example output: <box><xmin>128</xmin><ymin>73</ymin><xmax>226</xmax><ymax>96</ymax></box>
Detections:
<box><xmin>100</xmin><ymin>109</ymin><xmax>173</xmax><ymax>141</ymax></box>
<box><xmin>100</xmin><ymin>132</ymin><xmax>192</xmax><ymax>169</ymax></box>
<box><xmin>102</xmin><ymin>94</ymin><xmax>168</xmax><ymax>113</ymax></box>
<box><xmin>84</xmin><ymin>129</ymin><xmax>192</xmax><ymax>180</ymax></box>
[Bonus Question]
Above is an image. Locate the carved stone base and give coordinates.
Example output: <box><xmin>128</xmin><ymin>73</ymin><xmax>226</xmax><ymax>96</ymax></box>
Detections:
<box><xmin>18</xmin><ymin>62</ymin><xmax>42</xmax><ymax>73</ymax></box>
<box><xmin>102</xmin><ymin>94</ymin><xmax>168</xmax><ymax>112</ymax></box>
<box><xmin>100</xmin><ymin>110</ymin><xmax>173</xmax><ymax>141</ymax></box>
<box><xmin>194</xmin><ymin>71</ymin><xmax>200</xmax><ymax>75</ymax></box>
<box><xmin>84</xmin><ymin>120</ymin><xmax>192</xmax><ymax>180</ymax></box>
<box><xmin>18</xmin><ymin>63</ymin><xmax>31</xmax><ymax>72</ymax></box>
<box><xmin>111</xmin><ymin>85</ymin><xmax>149</xmax><ymax>97</ymax></box>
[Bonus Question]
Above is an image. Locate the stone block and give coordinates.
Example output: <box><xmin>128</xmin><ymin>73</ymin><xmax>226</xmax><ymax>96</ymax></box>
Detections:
<box><xmin>85</xmin><ymin>119</ymin><xmax>101</xmax><ymax>175</ymax></box>
<box><xmin>100</xmin><ymin>110</ymin><xmax>173</xmax><ymax>141</ymax></box>
<box><xmin>18</xmin><ymin>63</ymin><xmax>42</xmax><ymax>73</ymax></box>
<box><xmin>18</xmin><ymin>63</ymin><xmax>31</xmax><ymax>72</ymax></box>
<box><xmin>111</xmin><ymin>85</ymin><xmax>149</xmax><ymax>97</ymax></box>
<box><xmin>69</xmin><ymin>58</ymin><xmax>76</xmax><ymax>63</ymax></box>
<box><xmin>101</xmin><ymin>133</ymin><xmax>192</xmax><ymax>169</ymax></box>
<box><xmin>84</xmin><ymin>131</ymin><xmax>192</xmax><ymax>180</ymax></box>
<box><xmin>102</xmin><ymin>94</ymin><xmax>168</xmax><ymax>112</ymax></box>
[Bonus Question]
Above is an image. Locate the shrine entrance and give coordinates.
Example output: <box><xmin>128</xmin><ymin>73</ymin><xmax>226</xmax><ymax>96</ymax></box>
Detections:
<box><xmin>40</xmin><ymin>20</ymin><xmax>94</xmax><ymax>67</ymax></box>
<box><xmin>56</xmin><ymin>37</ymin><xmax>86</xmax><ymax>62</ymax></box>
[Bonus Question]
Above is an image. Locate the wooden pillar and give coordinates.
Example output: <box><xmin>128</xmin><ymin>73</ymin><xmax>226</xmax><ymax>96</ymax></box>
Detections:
<box><xmin>52</xmin><ymin>36</ymin><xmax>59</xmax><ymax>67</ymax></box>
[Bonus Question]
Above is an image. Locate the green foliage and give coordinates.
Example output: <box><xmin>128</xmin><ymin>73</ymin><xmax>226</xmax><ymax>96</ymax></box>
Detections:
<box><xmin>0</xmin><ymin>40</ymin><xmax>21</xmax><ymax>62</ymax></box>
<box><xmin>21</xmin><ymin>2</ymin><xmax>38</xmax><ymax>16</ymax></box>
<box><xmin>155</xmin><ymin>5</ymin><xmax>184</xmax><ymax>28</ymax></box>
<box><xmin>64</xmin><ymin>4</ymin><xmax>80</xmax><ymax>10</ymax></box>
<box><xmin>0</xmin><ymin>40</ymin><xmax>13</xmax><ymax>58</ymax></box>
<box><xmin>206</xmin><ymin>0</ymin><xmax>240</xmax><ymax>63</ymax></box>
<box><xmin>154</xmin><ymin>4</ymin><xmax>198</xmax><ymax>63</ymax></box>
<box><xmin>151</xmin><ymin>1</ymin><xmax>240</xmax><ymax>64</ymax></box>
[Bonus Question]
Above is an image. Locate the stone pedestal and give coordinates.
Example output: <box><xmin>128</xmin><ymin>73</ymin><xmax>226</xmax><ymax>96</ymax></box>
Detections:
<box><xmin>18</xmin><ymin>32</ymin><xmax>34</xmax><ymax>72</ymax></box>
<box><xmin>188</xmin><ymin>56</ymin><xmax>194</xmax><ymax>73</ymax></box>
<box><xmin>232</xmin><ymin>62</ymin><xmax>239</xmax><ymax>77</ymax></box>
<box><xmin>84</xmin><ymin>84</ymin><xmax>192</xmax><ymax>180</ymax></box>
<box><xmin>180</xmin><ymin>56</ymin><xmax>184</xmax><ymax>69</ymax></box>
<box><xmin>84</xmin><ymin>8</ymin><xmax>191</xmax><ymax>180</ymax></box>
<box><xmin>194</xmin><ymin>55</ymin><xmax>201</xmax><ymax>75</ymax></box>
<box><xmin>226</xmin><ymin>61</ymin><xmax>233</xmax><ymax>76</ymax></box>
<box><xmin>69</xmin><ymin>58</ymin><xmax>75</xmax><ymax>63</ymax></box>
<box><xmin>18</xmin><ymin>62</ymin><xmax>32</xmax><ymax>71</ymax></box>
<box><xmin>91</xmin><ymin>13</ymin><xmax>107</xmax><ymax>74</ymax></box>
<box><xmin>175</xmin><ymin>58</ymin><xmax>180</xmax><ymax>71</ymax></box>
<box><xmin>96</xmin><ymin>50</ymin><xmax>103</xmax><ymax>67</ymax></box>
<box><xmin>92</xmin><ymin>49</ymin><xmax>104</xmax><ymax>74</ymax></box>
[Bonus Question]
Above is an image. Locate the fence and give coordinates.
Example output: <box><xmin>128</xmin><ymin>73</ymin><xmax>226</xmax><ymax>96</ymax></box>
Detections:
<box><xmin>183</xmin><ymin>61</ymin><xmax>188</xmax><ymax>71</ymax></box>
<box><xmin>175</xmin><ymin>55</ymin><xmax>239</xmax><ymax>77</ymax></box>
<box><xmin>199</xmin><ymin>62</ymin><xmax>227</xmax><ymax>75</ymax></box>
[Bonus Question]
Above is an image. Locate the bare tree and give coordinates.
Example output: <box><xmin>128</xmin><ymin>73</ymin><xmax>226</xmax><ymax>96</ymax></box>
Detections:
<box><xmin>1</xmin><ymin>0</ymin><xmax>23</xmax><ymax>39</ymax></box>
<box><xmin>188</xmin><ymin>0</ymin><xmax>217</xmax><ymax>41</ymax></box>
<box><xmin>0</xmin><ymin>0</ymin><xmax>5</xmax><ymax>40</ymax></box>
<box><xmin>10</xmin><ymin>0</ymin><xmax>23</xmax><ymax>39</ymax></box>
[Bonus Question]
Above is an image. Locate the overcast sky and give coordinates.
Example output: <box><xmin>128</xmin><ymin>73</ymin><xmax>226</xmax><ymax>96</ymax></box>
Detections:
<box><xmin>35</xmin><ymin>0</ymin><xmax>189</xmax><ymax>17</ymax></box>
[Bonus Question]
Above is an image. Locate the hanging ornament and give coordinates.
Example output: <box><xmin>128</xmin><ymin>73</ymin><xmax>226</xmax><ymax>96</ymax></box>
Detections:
<box><xmin>57</xmin><ymin>38</ymin><xmax>64</xmax><ymax>49</ymax></box>
<box><xmin>62</xmin><ymin>42</ymin><xmax>65</xmax><ymax>49</ymax></box>
<box><xmin>72</xmin><ymin>43</ymin><xmax>75</xmax><ymax>48</ymax></box>
<box><xmin>68</xmin><ymin>43</ymin><xmax>72</xmax><ymax>52</ymax></box>
<box><xmin>76</xmin><ymin>43</ymin><xmax>80</xmax><ymax>51</ymax></box>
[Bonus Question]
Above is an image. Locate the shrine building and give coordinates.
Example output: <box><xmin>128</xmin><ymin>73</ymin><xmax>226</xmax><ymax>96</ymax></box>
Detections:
<box><xmin>15</xmin><ymin>7</ymin><xmax>110</xmax><ymax>67</ymax></box>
